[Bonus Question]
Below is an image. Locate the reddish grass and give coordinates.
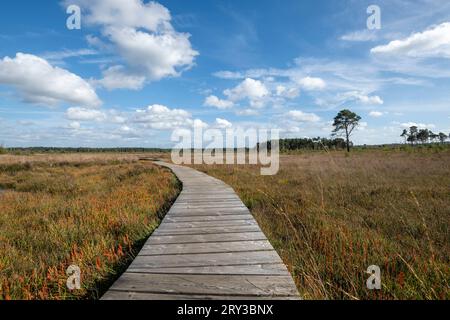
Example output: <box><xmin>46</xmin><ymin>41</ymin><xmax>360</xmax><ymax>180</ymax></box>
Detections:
<box><xmin>0</xmin><ymin>157</ymin><xmax>179</xmax><ymax>299</ymax></box>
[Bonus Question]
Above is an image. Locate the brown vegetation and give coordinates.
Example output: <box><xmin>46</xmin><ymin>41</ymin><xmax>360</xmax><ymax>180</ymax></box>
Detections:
<box><xmin>0</xmin><ymin>156</ymin><xmax>180</xmax><ymax>299</ymax></box>
<box><xmin>192</xmin><ymin>149</ymin><xmax>450</xmax><ymax>299</ymax></box>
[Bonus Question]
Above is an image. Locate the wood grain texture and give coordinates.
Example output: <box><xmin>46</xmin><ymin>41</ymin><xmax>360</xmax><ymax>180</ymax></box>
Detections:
<box><xmin>101</xmin><ymin>161</ymin><xmax>300</xmax><ymax>300</ymax></box>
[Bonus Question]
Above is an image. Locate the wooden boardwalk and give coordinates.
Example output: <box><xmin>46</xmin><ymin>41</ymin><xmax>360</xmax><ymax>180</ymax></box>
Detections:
<box><xmin>102</xmin><ymin>161</ymin><xmax>300</xmax><ymax>300</ymax></box>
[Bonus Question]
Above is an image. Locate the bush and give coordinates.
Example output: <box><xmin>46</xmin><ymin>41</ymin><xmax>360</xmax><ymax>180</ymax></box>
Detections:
<box><xmin>0</xmin><ymin>145</ymin><xmax>6</xmax><ymax>154</ymax></box>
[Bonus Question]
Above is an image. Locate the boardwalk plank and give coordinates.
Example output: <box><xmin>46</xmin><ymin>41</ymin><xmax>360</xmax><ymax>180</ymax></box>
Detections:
<box><xmin>127</xmin><ymin>263</ymin><xmax>289</xmax><ymax>275</ymax></box>
<box><xmin>156</xmin><ymin>219</ymin><xmax>257</xmax><ymax>229</ymax></box>
<box><xmin>129</xmin><ymin>251</ymin><xmax>282</xmax><ymax>269</ymax></box>
<box><xmin>101</xmin><ymin>161</ymin><xmax>300</xmax><ymax>300</ymax></box>
<box><xmin>107</xmin><ymin>273</ymin><xmax>299</xmax><ymax>297</ymax></box>
<box><xmin>102</xmin><ymin>291</ymin><xmax>300</xmax><ymax>300</ymax></box>
<box><xmin>140</xmin><ymin>240</ymin><xmax>273</xmax><ymax>255</ymax></box>
<box><xmin>164</xmin><ymin>214</ymin><xmax>253</xmax><ymax>222</ymax></box>
<box><xmin>153</xmin><ymin>225</ymin><xmax>261</xmax><ymax>235</ymax></box>
<box><xmin>145</xmin><ymin>232</ymin><xmax>268</xmax><ymax>244</ymax></box>
<box><xmin>168</xmin><ymin>209</ymin><xmax>251</xmax><ymax>216</ymax></box>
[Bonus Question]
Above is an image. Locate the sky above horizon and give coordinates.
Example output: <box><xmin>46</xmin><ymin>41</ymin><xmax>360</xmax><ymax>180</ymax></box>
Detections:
<box><xmin>0</xmin><ymin>0</ymin><xmax>450</xmax><ymax>148</ymax></box>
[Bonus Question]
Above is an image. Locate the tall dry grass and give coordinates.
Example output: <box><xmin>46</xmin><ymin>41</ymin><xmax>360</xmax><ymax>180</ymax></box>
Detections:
<box><xmin>193</xmin><ymin>149</ymin><xmax>450</xmax><ymax>299</ymax></box>
<box><xmin>0</xmin><ymin>157</ymin><xmax>180</xmax><ymax>300</ymax></box>
<box><xmin>0</xmin><ymin>152</ymin><xmax>171</xmax><ymax>165</ymax></box>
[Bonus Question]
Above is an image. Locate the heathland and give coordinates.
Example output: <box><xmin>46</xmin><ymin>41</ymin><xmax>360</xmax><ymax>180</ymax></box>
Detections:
<box><xmin>0</xmin><ymin>154</ymin><xmax>180</xmax><ymax>299</ymax></box>
<box><xmin>0</xmin><ymin>147</ymin><xmax>449</xmax><ymax>300</ymax></box>
<box><xmin>192</xmin><ymin>147</ymin><xmax>450</xmax><ymax>299</ymax></box>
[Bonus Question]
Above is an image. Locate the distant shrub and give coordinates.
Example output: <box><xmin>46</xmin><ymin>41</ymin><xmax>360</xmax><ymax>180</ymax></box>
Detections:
<box><xmin>0</xmin><ymin>145</ymin><xmax>6</xmax><ymax>154</ymax></box>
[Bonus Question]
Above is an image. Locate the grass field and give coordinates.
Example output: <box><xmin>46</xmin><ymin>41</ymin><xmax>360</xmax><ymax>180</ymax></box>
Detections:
<box><xmin>192</xmin><ymin>148</ymin><xmax>450</xmax><ymax>300</ymax></box>
<box><xmin>0</xmin><ymin>155</ymin><xmax>180</xmax><ymax>300</ymax></box>
<box><xmin>0</xmin><ymin>149</ymin><xmax>448</xmax><ymax>300</ymax></box>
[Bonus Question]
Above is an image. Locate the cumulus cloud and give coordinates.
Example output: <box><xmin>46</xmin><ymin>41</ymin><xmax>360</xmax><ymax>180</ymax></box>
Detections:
<box><xmin>287</xmin><ymin>110</ymin><xmax>320</xmax><ymax>122</ymax></box>
<box><xmin>224</xmin><ymin>78</ymin><xmax>269</xmax><ymax>108</ymax></box>
<box><xmin>0</xmin><ymin>53</ymin><xmax>101</xmax><ymax>108</ymax></box>
<box><xmin>74</xmin><ymin>0</ymin><xmax>171</xmax><ymax>30</ymax></box>
<box><xmin>67</xmin><ymin>0</ymin><xmax>198</xmax><ymax>88</ymax></box>
<box><xmin>371</xmin><ymin>22</ymin><xmax>450</xmax><ymax>58</ymax></box>
<box><xmin>108</xmin><ymin>110</ymin><xmax>127</xmax><ymax>124</ymax></box>
<box><xmin>192</xmin><ymin>118</ymin><xmax>209</xmax><ymax>129</ymax></box>
<box><xmin>105</xmin><ymin>26</ymin><xmax>198</xmax><ymax>80</ymax></box>
<box><xmin>369</xmin><ymin>111</ymin><xmax>384</xmax><ymax>117</ymax></box>
<box><xmin>94</xmin><ymin>65</ymin><xmax>146</xmax><ymax>90</ymax></box>
<box><xmin>203</xmin><ymin>95</ymin><xmax>234</xmax><ymax>109</ymax></box>
<box><xmin>215</xmin><ymin>118</ymin><xmax>232</xmax><ymax>129</ymax></box>
<box><xmin>275</xmin><ymin>85</ymin><xmax>300</xmax><ymax>98</ymax></box>
<box><xmin>66</xmin><ymin>107</ymin><xmax>106</xmax><ymax>121</ymax></box>
<box><xmin>295</xmin><ymin>76</ymin><xmax>326</xmax><ymax>91</ymax></box>
<box><xmin>340</xmin><ymin>91</ymin><xmax>384</xmax><ymax>105</ymax></box>
<box><xmin>132</xmin><ymin>104</ymin><xmax>192</xmax><ymax>130</ymax></box>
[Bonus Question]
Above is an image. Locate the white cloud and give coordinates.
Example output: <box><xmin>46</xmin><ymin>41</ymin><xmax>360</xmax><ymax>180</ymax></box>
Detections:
<box><xmin>68</xmin><ymin>0</ymin><xmax>198</xmax><ymax>85</ymax></box>
<box><xmin>371</xmin><ymin>22</ymin><xmax>450</xmax><ymax>58</ymax></box>
<box><xmin>340</xmin><ymin>91</ymin><xmax>384</xmax><ymax>105</ymax></box>
<box><xmin>42</xmin><ymin>48</ymin><xmax>98</xmax><ymax>63</ymax></box>
<box><xmin>94</xmin><ymin>65</ymin><xmax>146</xmax><ymax>90</ymax></box>
<box><xmin>235</xmin><ymin>109</ymin><xmax>259</xmax><ymax>116</ymax></box>
<box><xmin>66</xmin><ymin>107</ymin><xmax>106</xmax><ymax>121</ymax></box>
<box><xmin>107</xmin><ymin>109</ymin><xmax>127</xmax><ymax>124</ymax></box>
<box><xmin>341</xmin><ymin>29</ymin><xmax>378</xmax><ymax>42</ymax></box>
<box><xmin>400</xmin><ymin>122</ymin><xmax>435</xmax><ymax>129</ymax></box>
<box><xmin>314</xmin><ymin>91</ymin><xmax>383</xmax><ymax>108</ymax></box>
<box><xmin>215</xmin><ymin>118</ymin><xmax>232</xmax><ymax>129</ymax></box>
<box><xmin>357</xmin><ymin>121</ymin><xmax>369</xmax><ymax>131</ymax></box>
<box><xmin>120</xmin><ymin>125</ymin><xmax>131</xmax><ymax>132</ymax></box>
<box><xmin>369</xmin><ymin>111</ymin><xmax>384</xmax><ymax>118</ymax></box>
<box><xmin>192</xmin><ymin>118</ymin><xmax>209</xmax><ymax>129</ymax></box>
<box><xmin>212</xmin><ymin>71</ymin><xmax>243</xmax><ymax>79</ymax></box>
<box><xmin>295</xmin><ymin>76</ymin><xmax>326</xmax><ymax>91</ymax></box>
<box><xmin>68</xmin><ymin>121</ymin><xmax>81</xmax><ymax>130</ymax></box>
<box><xmin>0</xmin><ymin>53</ymin><xmax>101</xmax><ymax>108</ymax></box>
<box><xmin>74</xmin><ymin>0</ymin><xmax>171</xmax><ymax>30</ymax></box>
<box><xmin>132</xmin><ymin>104</ymin><xmax>192</xmax><ymax>130</ymax></box>
<box><xmin>287</xmin><ymin>110</ymin><xmax>320</xmax><ymax>122</ymax></box>
<box><xmin>224</xmin><ymin>78</ymin><xmax>269</xmax><ymax>108</ymax></box>
<box><xmin>105</xmin><ymin>26</ymin><xmax>198</xmax><ymax>80</ymax></box>
<box><xmin>275</xmin><ymin>85</ymin><xmax>300</xmax><ymax>98</ymax></box>
<box><xmin>203</xmin><ymin>95</ymin><xmax>234</xmax><ymax>109</ymax></box>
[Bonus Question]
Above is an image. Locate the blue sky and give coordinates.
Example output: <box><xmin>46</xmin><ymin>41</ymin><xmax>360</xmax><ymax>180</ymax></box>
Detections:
<box><xmin>0</xmin><ymin>0</ymin><xmax>449</xmax><ymax>147</ymax></box>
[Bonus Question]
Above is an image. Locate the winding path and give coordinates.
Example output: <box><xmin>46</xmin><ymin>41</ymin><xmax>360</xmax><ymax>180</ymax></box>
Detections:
<box><xmin>102</xmin><ymin>161</ymin><xmax>300</xmax><ymax>300</ymax></box>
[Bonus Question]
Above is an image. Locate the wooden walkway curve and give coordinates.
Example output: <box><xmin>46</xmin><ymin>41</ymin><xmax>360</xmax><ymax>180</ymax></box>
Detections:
<box><xmin>102</xmin><ymin>161</ymin><xmax>300</xmax><ymax>300</ymax></box>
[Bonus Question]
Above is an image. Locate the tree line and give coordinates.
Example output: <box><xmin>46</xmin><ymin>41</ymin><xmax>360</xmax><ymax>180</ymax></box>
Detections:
<box><xmin>401</xmin><ymin>127</ymin><xmax>449</xmax><ymax>145</ymax></box>
<box><xmin>1</xmin><ymin>111</ymin><xmax>447</xmax><ymax>154</ymax></box>
<box><xmin>269</xmin><ymin>109</ymin><xmax>449</xmax><ymax>152</ymax></box>
<box><xmin>276</xmin><ymin>137</ymin><xmax>347</xmax><ymax>151</ymax></box>
<box><xmin>270</xmin><ymin>109</ymin><xmax>361</xmax><ymax>152</ymax></box>
<box><xmin>2</xmin><ymin>147</ymin><xmax>169</xmax><ymax>154</ymax></box>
